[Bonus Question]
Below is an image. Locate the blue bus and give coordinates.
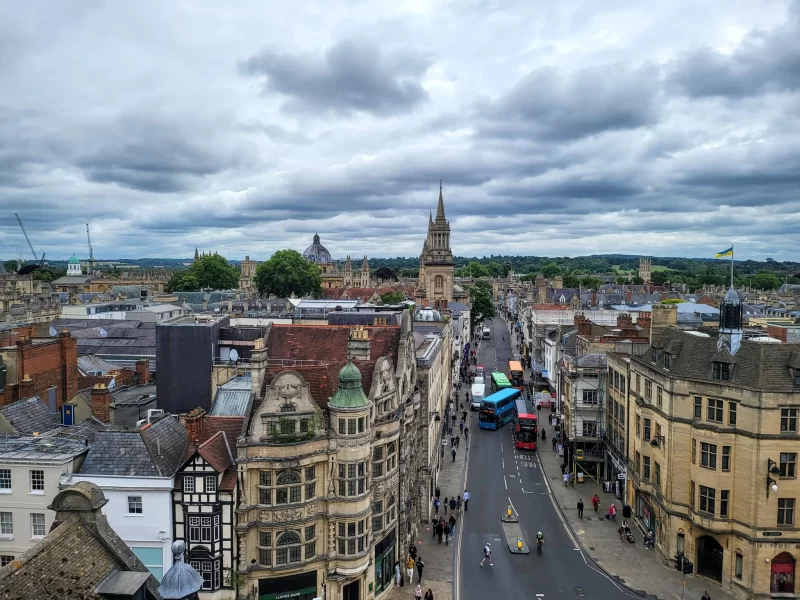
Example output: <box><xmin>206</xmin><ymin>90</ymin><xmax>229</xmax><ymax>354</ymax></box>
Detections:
<box><xmin>478</xmin><ymin>388</ymin><xmax>522</xmax><ymax>430</ymax></box>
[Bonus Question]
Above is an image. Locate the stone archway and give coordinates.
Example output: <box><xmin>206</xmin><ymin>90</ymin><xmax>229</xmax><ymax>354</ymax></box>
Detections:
<box><xmin>771</xmin><ymin>552</ymin><xmax>795</xmax><ymax>594</ymax></box>
<box><xmin>696</xmin><ymin>535</ymin><xmax>723</xmax><ymax>582</ymax></box>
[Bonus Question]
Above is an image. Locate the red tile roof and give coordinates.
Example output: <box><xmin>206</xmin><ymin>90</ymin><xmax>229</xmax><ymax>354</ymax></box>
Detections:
<box><xmin>181</xmin><ymin>416</ymin><xmax>243</xmax><ymax>463</ymax></box>
<box><xmin>263</xmin><ymin>324</ymin><xmax>401</xmax><ymax>407</ymax></box>
<box><xmin>322</xmin><ymin>288</ymin><xmax>345</xmax><ymax>300</ymax></box>
<box><xmin>219</xmin><ymin>468</ymin><xmax>238</xmax><ymax>491</ymax></box>
<box><xmin>198</xmin><ymin>430</ymin><xmax>234</xmax><ymax>473</ymax></box>
<box><xmin>343</xmin><ymin>287</ymin><xmax>378</xmax><ymax>303</ymax></box>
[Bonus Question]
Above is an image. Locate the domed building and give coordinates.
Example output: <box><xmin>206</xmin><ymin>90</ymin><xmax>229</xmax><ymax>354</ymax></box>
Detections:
<box><xmin>301</xmin><ymin>233</ymin><xmax>371</xmax><ymax>289</ymax></box>
<box><xmin>52</xmin><ymin>254</ymin><xmax>93</xmax><ymax>295</ymax></box>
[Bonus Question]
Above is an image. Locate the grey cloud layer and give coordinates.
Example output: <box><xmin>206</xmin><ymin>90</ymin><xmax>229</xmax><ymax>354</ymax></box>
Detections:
<box><xmin>0</xmin><ymin>1</ymin><xmax>799</xmax><ymax>260</ymax></box>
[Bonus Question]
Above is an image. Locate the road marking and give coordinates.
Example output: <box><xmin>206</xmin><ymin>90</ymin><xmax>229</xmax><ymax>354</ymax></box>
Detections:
<box><xmin>502</xmin><ymin>457</ymin><xmax>504</xmax><ymax>469</ymax></box>
<box><xmin>508</xmin><ymin>496</ymin><xmax>518</xmax><ymax>517</ymax></box>
<box><xmin>504</xmin><ymin>475</ymin><xmax>508</xmax><ymax>489</ymax></box>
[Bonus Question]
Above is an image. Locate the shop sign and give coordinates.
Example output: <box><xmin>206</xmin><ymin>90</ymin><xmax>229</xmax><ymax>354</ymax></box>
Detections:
<box><xmin>762</xmin><ymin>531</ymin><xmax>783</xmax><ymax>537</ymax></box>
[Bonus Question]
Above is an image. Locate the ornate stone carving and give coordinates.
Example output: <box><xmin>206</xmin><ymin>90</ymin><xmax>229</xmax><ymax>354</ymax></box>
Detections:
<box><xmin>276</xmin><ymin>373</ymin><xmax>302</xmax><ymax>400</ymax></box>
<box><xmin>329</xmin><ymin>521</ymin><xmax>336</xmax><ymax>554</ymax></box>
<box><xmin>259</xmin><ymin>510</ymin><xmax>271</xmax><ymax>522</ymax></box>
<box><xmin>274</xmin><ymin>508</ymin><xmax>303</xmax><ymax>523</ymax></box>
<box><xmin>306</xmin><ymin>502</ymin><xmax>318</xmax><ymax>517</ymax></box>
<box><xmin>379</xmin><ymin>358</ymin><xmax>395</xmax><ymax>394</ymax></box>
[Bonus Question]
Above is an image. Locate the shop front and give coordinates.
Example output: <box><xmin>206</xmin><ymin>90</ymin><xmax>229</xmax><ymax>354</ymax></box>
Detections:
<box><xmin>636</xmin><ymin>493</ymin><xmax>657</xmax><ymax>538</ymax></box>
<box><xmin>374</xmin><ymin>529</ymin><xmax>397</xmax><ymax>595</ymax></box>
<box><xmin>770</xmin><ymin>552</ymin><xmax>795</xmax><ymax>594</ymax></box>
<box><xmin>259</xmin><ymin>571</ymin><xmax>318</xmax><ymax>600</ymax></box>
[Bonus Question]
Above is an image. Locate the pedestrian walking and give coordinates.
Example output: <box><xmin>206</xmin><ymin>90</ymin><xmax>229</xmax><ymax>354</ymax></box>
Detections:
<box><xmin>452</xmin><ymin>446</ymin><xmax>457</xmax><ymax>462</ymax></box>
<box><xmin>455</xmin><ymin>434</ymin><xmax>460</xmax><ymax>449</ymax></box>
<box><xmin>416</xmin><ymin>557</ymin><xmax>425</xmax><ymax>582</ymax></box>
<box><xmin>444</xmin><ymin>522</ymin><xmax>452</xmax><ymax>545</ymax></box>
<box><xmin>701</xmin><ymin>592</ymin><xmax>711</xmax><ymax>600</ymax></box>
<box><xmin>449</xmin><ymin>497</ymin><xmax>457</xmax><ymax>513</ymax></box>
<box><xmin>569</xmin><ymin>472</ymin><xmax>575</xmax><ymax>487</ymax></box>
<box><xmin>414</xmin><ymin>584</ymin><xmax>422</xmax><ymax>599</ymax></box>
<box><xmin>449</xmin><ymin>514</ymin><xmax>457</xmax><ymax>536</ymax></box>
<box><xmin>464</xmin><ymin>425</ymin><xmax>469</xmax><ymax>439</ymax></box>
<box><xmin>480</xmin><ymin>542</ymin><xmax>493</xmax><ymax>567</ymax></box>
<box><xmin>424</xmin><ymin>589</ymin><xmax>434</xmax><ymax>600</ymax></box>
<box><xmin>436</xmin><ymin>520</ymin><xmax>444</xmax><ymax>543</ymax></box>
<box><xmin>541</xmin><ymin>428</ymin><xmax>546</xmax><ymax>440</ymax></box>
<box><xmin>431</xmin><ymin>517</ymin><xmax>438</xmax><ymax>538</ymax></box>
<box><xmin>409</xmin><ymin>543</ymin><xmax>417</xmax><ymax>561</ymax></box>
<box><xmin>435</xmin><ymin>486</ymin><xmax>440</xmax><ymax>500</ymax></box>
<box><xmin>463</xmin><ymin>489</ymin><xmax>470</xmax><ymax>511</ymax></box>
<box><xmin>443</xmin><ymin>497</ymin><xmax>449</xmax><ymax>515</ymax></box>
<box><xmin>433</xmin><ymin>497</ymin><xmax>440</xmax><ymax>515</ymax></box>
<box><xmin>563</xmin><ymin>472</ymin><xmax>569</xmax><ymax>486</ymax></box>
<box><xmin>462</xmin><ymin>410</ymin><xmax>467</xmax><ymax>421</ymax></box>
<box><xmin>552</xmin><ymin>437</ymin><xmax>556</xmax><ymax>451</ymax></box>
<box><xmin>395</xmin><ymin>561</ymin><xmax>401</xmax><ymax>587</ymax></box>
<box><xmin>456</xmin><ymin>496</ymin><xmax>463</xmax><ymax>513</ymax></box>
<box><xmin>406</xmin><ymin>556</ymin><xmax>415</xmax><ymax>584</ymax></box>
<box><xmin>577</xmin><ymin>499</ymin><xmax>584</xmax><ymax>519</ymax></box>
<box><xmin>460</xmin><ymin>421</ymin><xmax>464</xmax><ymax>434</ymax></box>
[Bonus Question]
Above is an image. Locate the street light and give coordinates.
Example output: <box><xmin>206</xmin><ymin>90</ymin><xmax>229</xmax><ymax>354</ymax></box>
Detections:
<box><xmin>767</xmin><ymin>458</ymin><xmax>780</xmax><ymax>496</ymax></box>
<box><xmin>650</xmin><ymin>434</ymin><xmax>666</xmax><ymax>448</ymax></box>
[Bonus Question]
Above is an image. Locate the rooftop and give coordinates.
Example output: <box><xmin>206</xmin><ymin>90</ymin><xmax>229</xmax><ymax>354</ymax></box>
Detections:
<box><xmin>0</xmin><ymin>434</ymin><xmax>89</xmax><ymax>462</ymax></box>
<box><xmin>0</xmin><ymin>397</ymin><xmax>60</xmax><ymax>435</ymax></box>
<box><xmin>210</xmin><ymin>376</ymin><xmax>252</xmax><ymax>417</ymax></box>
<box><xmin>160</xmin><ymin>313</ymin><xmax>228</xmax><ymax>326</ymax></box>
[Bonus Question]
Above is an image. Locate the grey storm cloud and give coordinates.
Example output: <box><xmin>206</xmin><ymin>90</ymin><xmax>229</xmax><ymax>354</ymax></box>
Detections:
<box><xmin>666</xmin><ymin>5</ymin><xmax>800</xmax><ymax>98</ymax></box>
<box><xmin>239</xmin><ymin>38</ymin><xmax>433</xmax><ymax>116</ymax></box>
<box><xmin>1</xmin><ymin>0</ymin><xmax>800</xmax><ymax>261</ymax></box>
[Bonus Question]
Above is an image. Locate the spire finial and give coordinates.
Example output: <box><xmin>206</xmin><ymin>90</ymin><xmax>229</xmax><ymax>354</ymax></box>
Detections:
<box><xmin>436</xmin><ymin>181</ymin><xmax>446</xmax><ymax>220</ymax></box>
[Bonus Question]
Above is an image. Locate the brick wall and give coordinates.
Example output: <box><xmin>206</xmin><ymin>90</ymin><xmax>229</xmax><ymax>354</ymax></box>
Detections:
<box><xmin>0</xmin><ymin>324</ymin><xmax>36</xmax><ymax>347</ymax></box>
<box><xmin>0</xmin><ymin>332</ymin><xmax>78</xmax><ymax>408</ymax></box>
<box><xmin>78</xmin><ymin>370</ymin><xmax>134</xmax><ymax>391</ymax></box>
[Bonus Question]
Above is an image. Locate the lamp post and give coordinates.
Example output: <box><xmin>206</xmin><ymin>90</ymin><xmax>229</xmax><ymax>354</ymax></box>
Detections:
<box><xmin>767</xmin><ymin>459</ymin><xmax>780</xmax><ymax>497</ymax></box>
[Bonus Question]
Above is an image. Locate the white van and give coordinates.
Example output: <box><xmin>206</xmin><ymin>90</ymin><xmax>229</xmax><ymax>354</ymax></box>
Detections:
<box><xmin>482</xmin><ymin>326</ymin><xmax>491</xmax><ymax>339</ymax></box>
<box><xmin>471</xmin><ymin>383</ymin><xmax>486</xmax><ymax>410</ymax></box>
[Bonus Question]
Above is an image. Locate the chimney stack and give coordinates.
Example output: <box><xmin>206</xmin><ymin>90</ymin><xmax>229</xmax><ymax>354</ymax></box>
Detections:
<box><xmin>184</xmin><ymin>407</ymin><xmax>206</xmax><ymax>443</ymax></box>
<box><xmin>348</xmin><ymin>326</ymin><xmax>371</xmax><ymax>361</ymax></box>
<box><xmin>91</xmin><ymin>383</ymin><xmax>111</xmax><ymax>423</ymax></box>
<box><xmin>135</xmin><ymin>359</ymin><xmax>150</xmax><ymax>385</ymax></box>
<box><xmin>573</xmin><ymin>314</ymin><xmax>592</xmax><ymax>337</ymax></box>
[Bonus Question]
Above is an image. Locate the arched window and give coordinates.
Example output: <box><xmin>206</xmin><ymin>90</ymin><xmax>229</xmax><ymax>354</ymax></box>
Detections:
<box><xmin>275</xmin><ymin>470</ymin><xmax>302</xmax><ymax>504</ymax></box>
<box><xmin>771</xmin><ymin>552</ymin><xmax>795</xmax><ymax>594</ymax></box>
<box><xmin>435</xmin><ymin>275</ymin><xmax>444</xmax><ymax>289</ymax></box>
<box><xmin>276</xmin><ymin>531</ymin><xmax>302</xmax><ymax>565</ymax></box>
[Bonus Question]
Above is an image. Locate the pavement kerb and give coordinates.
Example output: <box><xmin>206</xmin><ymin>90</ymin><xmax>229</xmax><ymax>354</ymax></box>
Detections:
<box><xmin>453</xmin><ymin>420</ymin><xmax>472</xmax><ymax>600</ymax></box>
<box><xmin>537</xmin><ymin>447</ymin><xmax>649</xmax><ymax>599</ymax></box>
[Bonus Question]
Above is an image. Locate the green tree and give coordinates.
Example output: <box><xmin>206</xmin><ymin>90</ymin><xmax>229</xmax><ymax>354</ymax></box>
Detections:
<box><xmin>615</xmin><ymin>276</ymin><xmax>625</xmax><ymax>285</ymax></box>
<box><xmin>3</xmin><ymin>260</ymin><xmax>19</xmax><ymax>273</ymax></box>
<box><xmin>541</xmin><ymin>262</ymin><xmax>560</xmax><ymax>278</ymax></box>
<box><xmin>562</xmin><ymin>274</ymin><xmax>581</xmax><ymax>289</ymax></box>
<box><xmin>380</xmin><ymin>291</ymin><xmax>405</xmax><ymax>304</ymax></box>
<box><xmin>31</xmin><ymin>266</ymin><xmax>66</xmax><ymax>283</ymax></box>
<box><xmin>469</xmin><ymin>282</ymin><xmax>495</xmax><ymax>330</ymax></box>
<box><xmin>165</xmin><ymin>270</ymin><xmax>201</xmax><ymax>292</ymax></box>
<box><xmin>751</xmin><ymin>271</ymin><xmax>781</xmax><ymax>290</ymax></box>
<box><xmin>190</xmin><ymin>253</ymin><xmax>239</xmax><ymax>290</ymax></box>
<box><xmin>580</xmin><ymin>276</ymin><xmax>603</xmax><ymax>290</ymax></box>
<box><xmin>651</xmin><ymin>271</ymin><xmax>670</xmax><ymax>286</ymax></box>
<box><xmin>254</xmin><ymin>250</ymin><xmax>322</xmax><ymax>298</ymax></box>
<box><xmin>455</xmin><ymin>262</ymin><xmax>490</xmax><ymax>278</ymax></box>
<box><xmin>660</xmin><ymin>298</ymin><xmax>685</xmax><ymax>304</ymax></box>
<box><xmin>631</xmin><ymin>275</ymin><xmax>644</xmax><ymax>285</ymax></box>
<box><xmin>485</xmin><ymin>261</ymin><xmax>506</xmax><ymax>277</ymax></box>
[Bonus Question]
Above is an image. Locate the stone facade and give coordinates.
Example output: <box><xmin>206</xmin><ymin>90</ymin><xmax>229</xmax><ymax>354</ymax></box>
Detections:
<box><xmin>239</xmin><ymin>256</ymin><xmax>258</xmax><ymax>293</ymax></box>
<box><xmin>625</xmin><ymin>327</ymin><xmax>800</xmax><ymax>599</ymax></box>
<box><xmin>236</xmin><ymin>314</ymin><xmax>416</xmax><ymax>600</ymax></box>
<box><xmin>639</xmin><ymin>257</ymin><xmax>652</xmax><ymax>283</ymax></box>
<box><xmin>302</xmin><ymin>234</ymin><xmax>371</xmax><ymax>290</ymax></box>
<box><xmin>416</xmin><ymin>184</ymin><xmax>455</xmax><ymax>305</ymax></box>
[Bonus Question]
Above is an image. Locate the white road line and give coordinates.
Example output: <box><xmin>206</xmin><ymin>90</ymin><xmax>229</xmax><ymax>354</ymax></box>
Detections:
<box><xmin>508</xmin><ymin>496</ymin><xmax>518</xmax><ymax>517</ymax></box>
<box><xmin>504</xmin><ymin>475</ymin><xmax>508</xmax><ymax>490</ymax></box>
<box><xmin>502</xmin><ymin>457</ymin><xmax>504</xmax><ymax>469</ymax></box>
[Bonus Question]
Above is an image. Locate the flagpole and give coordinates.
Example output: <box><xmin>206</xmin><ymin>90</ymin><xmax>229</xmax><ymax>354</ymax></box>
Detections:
<box><xmin>730</xmin><ymin>244</ymin><xmax>734</xmax><ymax>288</ymax></box>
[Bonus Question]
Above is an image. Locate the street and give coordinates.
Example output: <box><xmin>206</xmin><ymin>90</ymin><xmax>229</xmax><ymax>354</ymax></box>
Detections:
<box><xmin>457</xmin><ymin>314</ymin><xmax>639</xmax><ymax>600</ymax></box>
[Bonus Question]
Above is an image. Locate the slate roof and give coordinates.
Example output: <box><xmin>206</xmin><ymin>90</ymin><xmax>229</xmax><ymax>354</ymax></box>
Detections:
<box><xmin>79</xmin><ymin>415</ymin><xmax>186</xmax><ymax>477</ymax></box>
<box><xmin>197</xmin><ymin>431</ymin><xmax>234</xmax><ymax>473</ymax></box>
<box><xmin>638</xmin><ymin>328</ymin><xmax>800</xmax><ymax>392</ymax></box>
<box><xmin>0</xmin><ymin>397</ymin><xmax>60</xmax><ymax>435</ymax></box>
<box><xmin>77</xmin><ymin>355</ymin><xmax>125</xmax><ymax>375</ymax></box>
<box><xmin>0</xmin><ymin>483</ymin><xmax>160</xmax><ymax>600</ymax></box>
<box><xmin>575</xmin><ymin>353</ymin><xmax>607</xmax><ymax>369</ymax></box>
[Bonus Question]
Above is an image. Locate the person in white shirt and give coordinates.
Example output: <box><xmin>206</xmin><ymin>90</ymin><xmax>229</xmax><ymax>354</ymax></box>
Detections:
<box><xmin>480</xmin><ymin>542</ymin><xmax>493</xmax><ymax>567</ymax></box>
<box><xmin>463</xmin><ymin>490</ymin><xmax>470</xmax><ymax>511</ymax></box>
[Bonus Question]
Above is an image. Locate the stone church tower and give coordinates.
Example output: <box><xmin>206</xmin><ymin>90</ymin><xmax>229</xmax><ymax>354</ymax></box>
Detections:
<box><xmin>416</xmin><ymin>182</ymin><xmax>454</xmax><ymax>304</ymax></box>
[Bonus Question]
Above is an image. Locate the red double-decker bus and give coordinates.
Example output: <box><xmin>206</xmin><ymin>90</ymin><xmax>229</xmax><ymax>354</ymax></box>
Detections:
<box><xmin>513</xmin><ymin>398</ymin><xmax>538</xmax><ymax>450</ymax></box>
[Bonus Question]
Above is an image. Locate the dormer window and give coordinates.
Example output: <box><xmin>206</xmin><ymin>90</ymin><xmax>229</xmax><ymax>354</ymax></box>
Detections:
<box><xmin>794</xmin><ymin>369</ymin><xmax>800</xmax><ymax>388</ymax></box>
<box><xmin>651</xmin><ymin>349</ymin><xmax>660</xmax><ymax>364</ymax></box>
<box><xmin>713</xmin><ymin>362</ymin><xmax>731</xmax><ymax>381</ymax></box>
<box><xmin>663</xmin><ymin>353</ymin><xmax>671</xmax><ymax>370</ymax></box>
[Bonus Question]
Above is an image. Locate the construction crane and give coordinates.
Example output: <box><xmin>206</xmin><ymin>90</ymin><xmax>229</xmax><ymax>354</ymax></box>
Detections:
<box><xmin>86</xmin><ymin>224</ymin><xmax>94</xmax><ymax>274</ymax></box>
<box><xmin>14</xmin><ymin>213</ymin><xmax>45</xmax><ymax>265</ymax></box>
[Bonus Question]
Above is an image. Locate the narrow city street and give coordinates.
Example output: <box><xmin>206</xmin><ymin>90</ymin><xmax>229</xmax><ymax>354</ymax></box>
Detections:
<box><xmin>457</xmin><ymin>315</ymin><xmax>641</xmax><ymax>600</ymax></box>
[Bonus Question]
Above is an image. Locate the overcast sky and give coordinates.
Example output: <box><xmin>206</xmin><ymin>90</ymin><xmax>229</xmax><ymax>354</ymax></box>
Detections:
<box><xmin>2</xmin><ymin>1</ymin><xmax>799</xmax><ymax>263</ymax></box>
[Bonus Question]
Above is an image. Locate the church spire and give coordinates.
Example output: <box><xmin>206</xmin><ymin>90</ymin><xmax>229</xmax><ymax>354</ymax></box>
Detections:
<box><xmin>436</xmin><ymin>180</ymin><xmax>446</xmax><ymax>221</ymax></box>
<box><xmin>194</xmin><ymin>247</ymin><xmax>199</xmax><ymax>262</ymax></box>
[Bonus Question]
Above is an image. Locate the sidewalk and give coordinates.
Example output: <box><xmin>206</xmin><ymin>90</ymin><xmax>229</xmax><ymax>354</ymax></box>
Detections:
<box><xmin>537</xmin><ymin>441</ymin><xmax>736</xmax><ymax>600</ymax></box>
<box><xmin>381</xmin><ymin>395</ymin><xmax>471</xmax><ymax>600</ymax></box>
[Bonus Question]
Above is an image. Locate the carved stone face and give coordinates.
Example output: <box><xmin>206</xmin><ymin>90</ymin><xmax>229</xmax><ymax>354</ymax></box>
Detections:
<box><xmin>380</xmin><ymin>359</ymin><xmax>394</xmax><ymax>392</ymax></box>
<box><xmin>276</xmin><ymin>378</ymin><xmax>301</xmax><ymax>400</ymax></box>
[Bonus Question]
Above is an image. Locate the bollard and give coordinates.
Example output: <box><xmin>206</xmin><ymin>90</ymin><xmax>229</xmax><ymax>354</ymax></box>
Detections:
<box><xmin>502</xmin><ymin>506</ymin><xmax>518</xmax><ymax>523</ymax></box>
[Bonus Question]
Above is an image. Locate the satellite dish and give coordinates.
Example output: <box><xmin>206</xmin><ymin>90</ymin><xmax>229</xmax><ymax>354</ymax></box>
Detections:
<box><xmin>230</xmin><ymin>349</ymin><xmax>239</xmax><ymax>362</ymax></box>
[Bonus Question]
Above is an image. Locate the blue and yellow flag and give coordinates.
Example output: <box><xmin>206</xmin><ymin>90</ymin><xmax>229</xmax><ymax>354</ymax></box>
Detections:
<box><xmin>715</xmin><ymin>247</ymin><xmax>733</xmax><ymax>258</ymax></box>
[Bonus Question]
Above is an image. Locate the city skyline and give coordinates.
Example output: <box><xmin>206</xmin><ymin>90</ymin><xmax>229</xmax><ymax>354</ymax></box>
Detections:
<box><xmin>2</xmin><ymin>1</ymin><xmax>800</xmax><ymax>261</ymax></box>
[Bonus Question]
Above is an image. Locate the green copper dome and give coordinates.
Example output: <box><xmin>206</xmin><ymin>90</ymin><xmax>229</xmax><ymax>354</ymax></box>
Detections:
<box><xmin>68</xmin><ymin>255</ymin><xmax>80</xmax><ymax>264</ymax></box>
<box><xmin>329</xmin><ymin>361</ymin><xmax>370</xmax><ymax>409</ymax></box>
